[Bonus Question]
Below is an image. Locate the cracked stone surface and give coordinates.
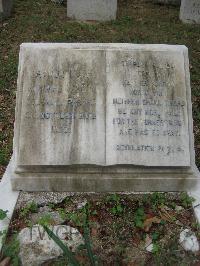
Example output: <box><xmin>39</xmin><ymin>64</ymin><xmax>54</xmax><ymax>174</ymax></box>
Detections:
<box><xmin>18</xmin><ymin>225</ymin><xmax>84</xmax><ymax>266</ymax></box>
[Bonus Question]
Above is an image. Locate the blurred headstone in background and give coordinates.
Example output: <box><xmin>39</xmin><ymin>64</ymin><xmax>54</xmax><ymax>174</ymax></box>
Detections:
<box><xmin>0</xmin><ymin>0</ymin><xmax>13</xmax><ymax>20</ymax></box>
<box><xmin>180</xmin><ymin>0</ymin><xmax>200</xmax><ymax>24</ymax></box>
<box><xmin>67</xmin><ymin>0</ymin><xmax>117</xmax><ymax>21</ymax></box>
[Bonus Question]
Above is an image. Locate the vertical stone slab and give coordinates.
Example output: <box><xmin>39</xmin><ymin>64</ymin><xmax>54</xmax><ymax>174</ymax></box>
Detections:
<box><xmin>106</xmin><ymin>48</ymin><xmax>190</xmax><ymax>166</ymax></box>
<box><xmin>0</xmin><ymin>1</ymin><xmax>2</xmax><ymax>14</ymax></box>
<box><xmin>67</xmin><ymin>0</ymin><xmax>117</xmax><ymax>21</ymax></box>
<box><xmin>180</xmin><ymin>0</ymin><xmax>200</xmax><ymax>24</ymax></box>
<box><xmin>0</xmin><ymin>0</ymin><xmax>13</xmax><ymax>19</ymax></box>
<box><xmin>15</xmin><ymin>44</ymin><xmax>106</xmax><ymax>168</ymax></box>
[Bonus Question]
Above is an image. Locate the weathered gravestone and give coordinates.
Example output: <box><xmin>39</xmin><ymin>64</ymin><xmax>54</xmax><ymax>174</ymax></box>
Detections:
<box><xmin>67</xmin><ymin>0</ymin><xmax>117</xmax><ymax>21</ymax></box>
<box><xmin>180</xmin><ymin>0</ymin><xmax>200</xmax><ymax>24</ymax></box>
<box><xmin>0</xmin><ymin>0</ymin><xmax>13</xmax><ymax>20</ymax></box>
<box><xmin>11</xmin><ymin>43</ymin><xmax>200</xmax><ymax>192</ymax></box>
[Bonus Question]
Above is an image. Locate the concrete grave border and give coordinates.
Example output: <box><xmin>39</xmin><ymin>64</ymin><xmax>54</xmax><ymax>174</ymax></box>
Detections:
<box><xmin>0</xmin><ymin>157</ymin><xmax>19</xmax><ymax>251</ymax></box>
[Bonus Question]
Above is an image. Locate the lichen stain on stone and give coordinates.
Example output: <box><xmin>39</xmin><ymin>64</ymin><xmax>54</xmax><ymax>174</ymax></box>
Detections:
<box><xmin>67</xmin><ymin>60</ymin><xmax>96</xmax><ymax>163</ymax></box>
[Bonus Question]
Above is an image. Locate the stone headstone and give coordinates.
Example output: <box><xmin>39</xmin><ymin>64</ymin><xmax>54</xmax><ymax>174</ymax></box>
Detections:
<box><xmin>0</xmin><ymin>0</ymin><xmax>13</xmax><ymax>20</ymax></box>
<box><xmin>180</xmin><ymin>0</ymin><xmax>200</xmax><ymax>24</ymax></box>
<box><xmin>0</xmin><ymin>1</ymin><xmax>2</xmax><ymax>15</ymax></box>
<box><xmin>153</xmin><ymin>0</ymin><xmax>181</xmax><ymax>6</ymax></box>
<box><xmin>11</xmin><ymin>43</ymin><xmax>200</xmax><ymax>192</ymax></box>
<box><xmin>67</xmin><ymin>0</ymin><xmax>117</xmax><ymax>21</ymax></box>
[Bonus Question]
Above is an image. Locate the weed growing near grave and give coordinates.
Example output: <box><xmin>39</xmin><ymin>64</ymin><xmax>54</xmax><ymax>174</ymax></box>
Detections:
<box><xmin>150</xmin><ymin>192</ymin><xmax>167</xmax><ymax>208</ymax></box>
<box><xmin>0</xmin><ymin>209</ymin><xmax>20</xmax><ymax>266</ymax></box>
<box><xmin>106</xmin><ymin>194</ymin><xmax>124</xmax><ymax>216</ymax></box>
<box><xmin>180</xmin><ymin>192</ymin><xmax>195</xmax><ymax>208</ymax></box>
<box><xmin>40</xmin><ymin>203</ymin><xmax>99</xmax><ymax>266</ymax></box>
<box><xmin>3</xmin><ymin>193</ymin><xmax>200</xmax><ymax>264</ymax></box>
<box><xmin>38</xmin><ymin>213</ymin><xmax>55</xmax><ymax>226</ymax></box>
<box><xmin>19</xmin><ymin>201</ymin><xmax>38</xmax><ymax>218</ymax></box>
<box><xmin>0</xmin><ymin>209</ymin><xmax>8</xmax><ymax>244</ymax></box>
<box><xmin>0</xmin><ymin>209</ymin><xmax>8</xmax><ymax>221</ymax></box>
<box><xmin>1</xmin><ymin>234</ymin><xmax>20</xmax><ymax>266</ymax></box>
<box><xmin>133</xmin><ymin>207</ymin><xmax>146</xmax><ymax>228</ymax></box>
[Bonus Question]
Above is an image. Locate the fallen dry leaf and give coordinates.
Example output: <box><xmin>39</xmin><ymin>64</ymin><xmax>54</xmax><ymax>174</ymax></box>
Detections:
<box><xmin>75</xmin><ymin>255</ymin><xmax>87</xmax><ymax>264</ymax></box>
<box><xmin>143</xmin><ymin>217</ymin><xmax>161</xmax><ymax>232</ymax></box>
<box><xmin>159</xmin><ymin>206</ymin><xmax>177</xmax><ymax>221</ymax></box>
<box><xmin>0</xmin><ymin>257</ymin><xmax>11</xmax><ymax>266</ymax></box>
<box><xmin>91</xmin><ymin>227</ymin><xmax>98</xmax><ymax>237</ymax></box>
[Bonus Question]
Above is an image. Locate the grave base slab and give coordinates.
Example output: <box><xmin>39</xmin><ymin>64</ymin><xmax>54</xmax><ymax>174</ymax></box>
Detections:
<box><xmin>11</xmin><ymin>175</ymin><xmax>199</xmax><ymax>192</ymax></box>
<box><xmin>10</xmin><ymin>158</ymin><xmax>200</xmax><ymax>192</ymax></box>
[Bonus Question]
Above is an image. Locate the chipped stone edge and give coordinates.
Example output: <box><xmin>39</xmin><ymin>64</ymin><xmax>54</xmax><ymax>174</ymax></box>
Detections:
<box><xmin>0</xmin><ymin>157</ymin><xmax>19</xmax><ymax>251</ymax></box>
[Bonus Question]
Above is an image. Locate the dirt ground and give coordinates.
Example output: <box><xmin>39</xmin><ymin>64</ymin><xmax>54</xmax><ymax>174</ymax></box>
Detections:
<box><xmin>0</xmin><ymin>192</ymin><xmax>199</xmax><ymax>265</ymax></box>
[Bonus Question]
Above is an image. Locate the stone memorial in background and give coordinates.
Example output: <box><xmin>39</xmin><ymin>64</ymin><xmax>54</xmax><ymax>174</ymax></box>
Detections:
<box><xmin>67</xmin><ymin>0</ymin><xmax>117</xmax><ymax>21</ymax></box>
<box><xmin>180</xmin><ymin>0</ymin><xmax>200</xmax><ymax>24</ymax></box>
<box><xmin>153</xmin><ymin>0</ymin><xmax>181</xmax><ymax>6</ymax></box>
<box><xmin>10</xmin><ymin>43</ymin><xmax>200</xmax><ymax>192</ymax></box>
<box><xmin>0</xmin><ymin>0</ymin><xmax>13</xmax><ymax>20</ymax></box>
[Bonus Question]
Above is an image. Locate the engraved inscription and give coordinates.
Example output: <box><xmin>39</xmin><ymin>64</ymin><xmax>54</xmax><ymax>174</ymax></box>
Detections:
<box><xmin>17</xmin><ymin>49</ymin><xmax>106</xmax><ymax>166</ymax></box>
<box><xmin>25</xmin><ymin>66</ymin><xmax>97</xmax><ymax>135</ymax></box>
<box><xmin>114</xmin><ymin>59</ymin><xmax>185</xmax><ymax>154</ymax></box>
<box><xmin>189</xmin><ymin>2</ymin><xmax>200</xmax><ymax>16</ymax></box>
<box><xmin>17</xmin><ymin>47</ymin><xmax>190</xmax><ymax>167</ymax></box>
<box><xmin>106</xmin><ymin>50</ymin><xmax>190</xmax><ymax>166</ymax></box>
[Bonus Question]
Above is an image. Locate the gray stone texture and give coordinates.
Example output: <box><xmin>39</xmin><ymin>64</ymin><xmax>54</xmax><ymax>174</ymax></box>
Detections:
<box><xmin>106</xmin><ymin>48</ymin><xmax>190</xmax><ymax>166</ymax></box>
<box><xmin>67</xmin><ymin>0</ymin><xmax>117</xmax><ymax>21</ymax></box>
<box><xmin>153</xmin><ymin>0</ymin><xmax>181</xmax><ymax>6</ymax></box>
<box><xmin>10</xmin><ymin>43</ymin><xmax>200</xmax><ymax>192</ymax></box>
<box><xmin>29</xmin><ymin>206</ymin><xmax>65</xmax><ymax>225</ymax></box>
<box><xmin>16</xmin><ymin>46</ymin><xmax>106</xmax><ymax>167</ymax></box>
<box><xmin>0</xmin><ymin>158</ymin><xmax>19</xmax><ymax>251</ymax></box>
<box><xmin>0</xmin><ymin>0</ymin><xmax>13</xmax><ymax>19</ymax></box>
<box><xmin>18</xmin><ymin>225</ymin><xmax>84</xmax><ymax>266</ymax></box>
<box><xmin>179</xmin><ymin>229</ymin><xmax>199</xmax><ymax>252</ymax></box>
<box><xmin>16</xmin><ymin>191</ymin><xmax>75</xmax><ymax>209</ymax></box>
<box><xmin>180</xmin><ymin>0</ymin><xmax>200</xmax><ymax>24</ymax></box>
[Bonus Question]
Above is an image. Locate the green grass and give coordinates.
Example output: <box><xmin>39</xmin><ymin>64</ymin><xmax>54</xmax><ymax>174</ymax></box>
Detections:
<box><xmin>0</xmin><ymin>0</ymin><xmax>200</xmax><ymax>174</ymax></box>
